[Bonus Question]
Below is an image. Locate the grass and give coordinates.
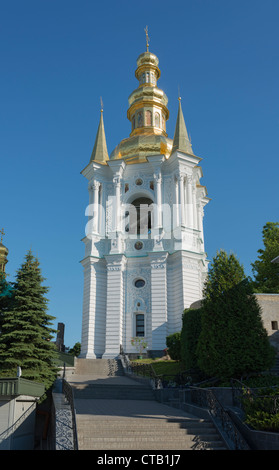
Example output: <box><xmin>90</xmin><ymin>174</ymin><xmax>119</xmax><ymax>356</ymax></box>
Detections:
<box><xmin>132</xmin><ymin>358</ymin><xmax>184</xmax><ymax>378</ymax></box>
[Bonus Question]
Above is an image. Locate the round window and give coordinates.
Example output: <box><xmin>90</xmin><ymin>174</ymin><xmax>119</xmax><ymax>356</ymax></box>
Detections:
<box><xmin>134</xmin><ymin>241</ymin><xmax>143</xmax><ymax>250</ymax></box>
<box><xmin>134</xmin><ymin>279</ymin><xmax>145</xmax><ymax>288</ymax></box>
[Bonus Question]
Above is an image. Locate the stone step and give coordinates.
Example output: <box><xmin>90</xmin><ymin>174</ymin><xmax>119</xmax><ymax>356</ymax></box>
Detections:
<box><xmin>80</xmin><ymin>433</ymin><xmax>222</xmax><ymax>442</ymax></box>
<box><xmin>78</xmin><ymin>415</ymin><xmax>215</xmax><ymax>429</ymax></box>
<box><xmin>82</xmin><ymin>443</ymin><xmax>227</xmax><ymax>450</ymax></box>
<box><xmin>76</xmin><ymin>415</ymin><xmax>227</xmax><ymax>450</ymax></box>
<box><xmin>72</xmin><ymin>384</ymin><xmax>155</xmax><ymax>400</ymax></box>
<box><xmin>74</xmin><ymin>358</ymin><xmax>124</xmax><ymax>376</ymax></box>
<box><xmin>77</xmin><ymin>430</ymin><xmax>221</xmax><ymax>440</ymax></box>
<box><xmin>78</xmin><ymin>438</ymin><xmax>227</xmax><ymax>450</ymax></box>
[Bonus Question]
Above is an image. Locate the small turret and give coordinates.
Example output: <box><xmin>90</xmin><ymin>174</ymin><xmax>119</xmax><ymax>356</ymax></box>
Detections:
<box><xmin>90</xmin><ymin>102</ymin><xmax>109</xmax><ymax>164</ymax></box>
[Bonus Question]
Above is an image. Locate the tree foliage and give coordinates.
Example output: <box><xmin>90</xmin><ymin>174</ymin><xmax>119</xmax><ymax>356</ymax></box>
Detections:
<box><xmin>180</xmin><ymin>307</ymin><xmax>202</xmax><ymax>370</ymax></box>
<box><xmin>0</xmin><ymin>250</ymin><xmax>58</xmax><ymax>390</ymax></box>
<box><xmin>166</xmin><ymin>332</ymin><xmax>181</xmax><ymax>361</ymax></box>
<box><xmin>196</xmin><ymin>250</ymin><xmax>275</xmax><ymax>380</ymax></box>
<box><xmin>251</xmin><ymin>222</ymin><xmax>279</xmax><ymax>293</ymax></box>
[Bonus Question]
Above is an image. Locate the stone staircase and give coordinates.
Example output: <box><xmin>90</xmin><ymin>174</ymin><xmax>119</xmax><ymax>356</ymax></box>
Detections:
<box><xmin>76</xmin><ymin>415</ymin><xmax>227</xmax><ymax>450</ymax></box>
<box><xmin>69</xmin><ymin>358</ymin><xmax>228</xmax><ymax>450</ymax></box>
<box><xmin>73</xmin><ymin>358</ymin><xmax>124</xmax><ymax>377</ymax></box>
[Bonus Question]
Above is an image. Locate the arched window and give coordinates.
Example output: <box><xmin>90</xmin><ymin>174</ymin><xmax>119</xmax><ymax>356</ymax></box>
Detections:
<box><xmin>137</xmin><ymin>112</ymin><xmax>143</xmax><ymax>127</ymax></box>
<box><xmin>155</xmin><ymin>112</ymin><xmax>160</xmax><ymax>128</ymax></box>
<box><xmin>127</xmin><ymin>197</ymin><xmax>153</xmax><ymax>235</ymax></box>
<box><xmin>162</xmin><ymin>114</ymin><xmax>166</xmax><ymax>131</ymax></box>
<box><xmin>145</xmin><ymin>110</ymin><xmax>152</xmax><ymax>126</ymax></box>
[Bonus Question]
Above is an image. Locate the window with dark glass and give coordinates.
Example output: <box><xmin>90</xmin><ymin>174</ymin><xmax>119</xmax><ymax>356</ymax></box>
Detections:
<box><xmin>135</xmin><ymin>278</ymin><xmax>145</xmax><ymax>288</ymax></box>
<box><xmin>129</xmin><ymin>197</ymin><xmax>153</xmax><ymax>235</ymax></box>
<box><xmin>136</xmin><ymin>314</ymin><xmax>144</xmax><ymax>337</ymax></box>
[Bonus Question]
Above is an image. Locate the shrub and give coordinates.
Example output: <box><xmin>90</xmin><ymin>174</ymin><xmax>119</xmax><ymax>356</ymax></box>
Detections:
<box><xmin>180</xmin><ymin>307</ymin><xmax>203</xmax><ymax>370</ymax></box>
<box><xmin>166</xmin><ymin>332</ymin><xmax>181</xmax><ymax>361</ymax></box>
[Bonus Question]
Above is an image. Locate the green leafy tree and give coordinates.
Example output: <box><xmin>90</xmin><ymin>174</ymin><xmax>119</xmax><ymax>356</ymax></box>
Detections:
<box><xmin>166</xmin><ymin>332</ymin><xmax>181</xmax><ymax>361</ymax></box>
<box><xmin>0</xmin><ymin>250</ymin><xmax>58</xmax><ymax>390</ymax></box>
<box><xmin>180</xmin><ymin>307</ymin><xmax>203</xmax><ymax>370</ymax></box>
<box><xmin>251</xmin><ymin>222</ymin><xmax>279</xmax><ymax>293</ymax></box>
<box><xmin>68</xmin><ymin>342</ymin><xmax>81</xmax><ymax>357</ymax></box>
<box><xmin>197</xmin><ymin>250</ymin><xmax>275</xmax><ymax>380</ymax></box>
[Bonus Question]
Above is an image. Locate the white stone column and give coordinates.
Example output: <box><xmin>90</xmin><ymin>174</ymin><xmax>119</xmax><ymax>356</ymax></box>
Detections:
<box><xmin>91</xmin><ymin>180</ymin><xmax>100</xmax><ymax>234</ymax></box>
<box><xmin>192</xmin><ymin>181</ymin><xmax>198</xmax><ymax>230</ymax></box>
<box><xmin>186</xmin><ymin>175</ymin><xmax>194</xmax><ymax>228</ymax></box>
<box><xmin>174</xmin><ymin>176</ymin><xmax>179</xmax><ymax>229</ymax></box>
<box><xmin>149</xmin><ymin>252</ymin><xmax>168</xmax><ymax>352</ymax></box>
<box><xmin>80</xmin><ymin>257</ymin><xmax>107</xmax><ymax>358</ymax></box>
<box><xmin>113</xmin><ymin>175</ymin><xmax>121</xmax><ymax>233</ymax></box>
<box><xmin>197</xmin><ymin>202</ymin><xmax>205</xmax><ymax>252</ymax></box>
<box><xmin>154</xmin><ymin>172</ymin><xmax>162</xmax><ymax>228</ymax></box>
<box><xmin>103</xmin><ymin>254</ymin><xmax>127</xmax><ymax>358</ymax></box>
<box><xmin>178</xmin><ymin>175</ymin><xmax>185</xmax><ymax>226</ymax></box>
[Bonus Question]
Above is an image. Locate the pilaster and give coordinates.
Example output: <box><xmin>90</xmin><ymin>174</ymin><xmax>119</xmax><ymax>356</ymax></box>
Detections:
<box><xmin>103</xmin><ymin>254</ymin><xmax>127</xmax><ymax>358</ymax></box>
<box><xmin>148</xmin><ymin>252</ymin><xmax>168</xmax><ymax>351</ymax></box>
<box><xmin>80</xmin><ymin>256</ymin><xmax>107</xmax><ymax>358</ymax></box>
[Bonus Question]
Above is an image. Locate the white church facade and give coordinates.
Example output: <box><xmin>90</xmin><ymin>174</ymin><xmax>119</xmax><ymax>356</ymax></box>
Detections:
<box><xmin>80</xmin><ymin>41</ymin><xmax>210</xmax><ymax>359</ymax></box>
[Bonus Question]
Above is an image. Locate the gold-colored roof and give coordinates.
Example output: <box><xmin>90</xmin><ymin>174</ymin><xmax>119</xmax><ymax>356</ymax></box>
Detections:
<box><xmin>110</xmin><ymin>49</ymin><xmax>173</xmax><ymax>163</ymax></box>
<box><xmin>0</xmin><ymin>242</ymin><xmax>8</xmax><ymax>254</ymax></box>
<box><xmin>90</xmin><ymin>109</ymin><xmax>109</xmax><ymax>164</ymax></box>
<box><xmin>88</xmin><ymin>33</ymin><xmax>195</xmax><ymax>166</ymax></box>
<box><xmin>171</xmin><ymin>98</ymin><xmax>193</xmax><ymax>156</ymax></box>
<box><xmin>110</xmin><ymin>132</ymin><xmax>173</xmax><ymax>163</ymax></box>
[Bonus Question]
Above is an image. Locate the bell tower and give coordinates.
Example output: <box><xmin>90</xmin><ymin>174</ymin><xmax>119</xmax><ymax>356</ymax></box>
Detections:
<box><xmin>80</xmin><ymin>33</ymin><xmax>209</xmax><ymax>359</ymax></box>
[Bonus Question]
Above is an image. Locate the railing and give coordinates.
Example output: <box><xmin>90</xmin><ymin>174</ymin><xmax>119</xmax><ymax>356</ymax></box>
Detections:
<box><xmin>231</xmin><ymin>378</ymin><xmax>279</xmax><ymax>414</ymax></box>
<box><xmin>62</xmin><ymin>379</ymin><xmax>79</xmax><ymax>450</ymax></box>
<box><xmin>119</xmin><ymin>347</ymin><xmax>250</xmax><ymax>449</ymax></box>
<box><xmin>186</xmin><ymin>386</ymin><xmax>250</xmax><ymax>450</ymax></box>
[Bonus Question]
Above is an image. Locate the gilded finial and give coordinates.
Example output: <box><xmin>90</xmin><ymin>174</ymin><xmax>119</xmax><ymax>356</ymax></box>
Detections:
<box><xmin>178</xmin><ymin>85</ymin><xmax>181</xmax><ymax>101</ymax></box>
<box><xmin>144</xmin><ymin>25</ymin><xmax>150</xmax><ymax>52</ymax></box>
<box><xmin>0</xmin><ymin>228</ymin><xmax>5</xmax><ymax>243</ymax></box>
<box><xmin>100</xmin><ymin>96</ymin><xmax>104</xmax><ymax>113</ymax></box>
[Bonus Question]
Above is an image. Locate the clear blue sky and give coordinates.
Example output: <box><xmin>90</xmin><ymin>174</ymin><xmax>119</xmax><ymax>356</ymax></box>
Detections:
<box><xmin>1</xmin><ymin>0</ymin><xmax>278</xmax><ymax>348</ymax></box>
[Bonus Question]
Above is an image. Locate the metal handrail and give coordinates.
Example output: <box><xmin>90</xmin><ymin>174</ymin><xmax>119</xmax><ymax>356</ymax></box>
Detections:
<box><xmin>231</xmin><ymin>378</ymin><xmax>279</xmax><ymax>414</ymax></box>
<box><xmin>62</xmin><ymin>379</ymin><xmax>79</xmax><ymax>450</ymax></box>
<box><xmin>187</xmin><ymin>386</ymin><xmax>250</xmax><ymax>450</ymax></box>
<box><xmin>0</xmin><ymin>401</ymin><xmax>36</xmax><ymax>446</ymax></box>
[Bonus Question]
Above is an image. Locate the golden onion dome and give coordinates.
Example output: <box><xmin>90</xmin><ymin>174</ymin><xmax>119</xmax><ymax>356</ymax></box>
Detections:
<box><xmin>110</xmin><ymin>49</ymin><xmax>173</xmax><ymax>163</ymax></box>
<box><xmin>0</xmin><ymin>229</ymin><xmax>8</xmax><ymax>273</ymax></box>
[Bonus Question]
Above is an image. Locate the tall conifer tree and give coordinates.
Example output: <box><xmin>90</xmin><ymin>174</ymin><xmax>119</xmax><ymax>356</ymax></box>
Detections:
<box><xmin>0</xmin><ymin>250</ymin><xmax>57</xmax><ymax>389</ymax></box>
<box><xmin>252</xmin><ymin>222</ymin><xmax>279</xmax><ymax>293</ymax></box>
<box><xmin>197</xmin><ymin>250</ymin><xmax>275</xmax><ymax>379</ymax></box>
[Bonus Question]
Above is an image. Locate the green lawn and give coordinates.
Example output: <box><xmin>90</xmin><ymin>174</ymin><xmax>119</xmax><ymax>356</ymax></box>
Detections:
<box><xmin>132</xmin><ymin>358</ymin><xmax>184</xmax><ymax>378</ymax></box>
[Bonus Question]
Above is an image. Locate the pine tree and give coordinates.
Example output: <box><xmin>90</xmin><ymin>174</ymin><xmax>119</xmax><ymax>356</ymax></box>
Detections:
<box><xmin>251</xmin><ymin>222</ymin><xmax>279</xmax><ymax>293</ymax></box>
<box><xmin>0</xmin><ymin>271</ymin><xmax>13</xmax><ymax>331</ymax></box>
<box><xmin>0</xmin><ymin>250</ymin><xmax>58</xmax><ymax>390</ymax></box>
<box><xmin>197</xmin><ymin>250</ymin><xmax>275</xmax><ymax>380</ymax></box>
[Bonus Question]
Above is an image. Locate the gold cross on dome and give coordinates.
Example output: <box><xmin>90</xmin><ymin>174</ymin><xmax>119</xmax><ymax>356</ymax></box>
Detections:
<box><xmin>144</xmin><ymin>26</ymin><xmax>150</xmax><ymax>52</ymax></box>
<box><xmin>0</xmin><ymin>228</ymin><xmax>5</xmax><ymax>243</ymax></box>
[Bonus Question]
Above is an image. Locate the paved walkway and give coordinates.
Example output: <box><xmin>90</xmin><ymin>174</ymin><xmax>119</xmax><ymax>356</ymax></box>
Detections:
<box><xmin>69</xmin><ymin>373</ymin><xmax>198</xmax><ymax>421</ymax></box>
<box><xmin>74</xmin><ymin>397</ymin><xmax>199</xmax><ymax>421</ymax></box>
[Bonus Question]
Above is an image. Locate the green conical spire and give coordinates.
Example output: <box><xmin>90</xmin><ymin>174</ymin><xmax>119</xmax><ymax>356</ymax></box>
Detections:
<box><xmin>90</xmin><ymin>109</ymin><xmax>109</xmax><ymax>163</ymax></box>
<box><xmin>171</xmin><ymin>98</ymin><xmax>193</xmax><ymax>155</ymax></box>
